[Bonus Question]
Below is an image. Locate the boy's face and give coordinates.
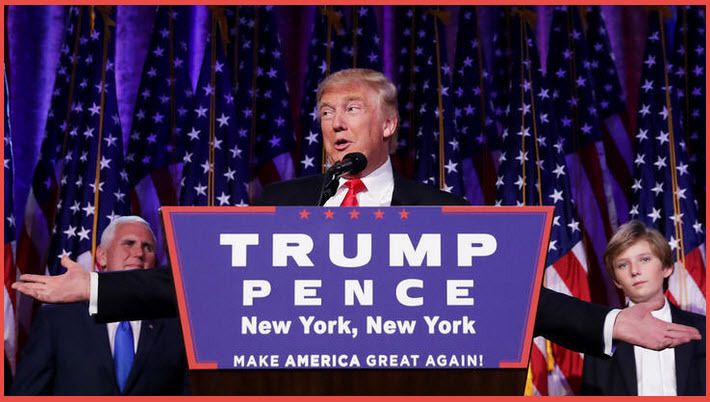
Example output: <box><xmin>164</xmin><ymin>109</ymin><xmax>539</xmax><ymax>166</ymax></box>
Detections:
<box><xmin>612</xmin><ymin>239</ymin><xmax>672</xmax><ymax>304</ymax></box>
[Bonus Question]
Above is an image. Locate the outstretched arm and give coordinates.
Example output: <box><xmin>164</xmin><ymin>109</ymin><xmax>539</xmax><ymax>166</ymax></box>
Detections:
<box><xmin>535</xmin><ymin>288</ymin><xmax>701</xmax><ymax>357</ymax></box>
<box><xmin>96</xmin><ymin>266</ymin><xmax>177</xmax><ymax>322</ymax></box>
<box><xmin>12</xmin><ymin>256</ymin><xmax>90</xmax><ymax>303</ymax></box>
<box><xmin>13</xmin><ymin>256</ymin><xmax>178</xmax><ymax>322</ymax></box>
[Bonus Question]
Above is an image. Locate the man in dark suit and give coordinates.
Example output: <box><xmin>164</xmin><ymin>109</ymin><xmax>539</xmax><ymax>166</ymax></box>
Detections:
<box><xmin>582</xmin><ymin>221</ymin><xmax>705</xmax><ymax>395</ymax></box>
<box><xmin>13</xmin><ymin>69</ymin><xmax>700</xmax><ymax>362</ymax></box>
<box><xmin>11</xmin><ymin>216</ymin><xmax>188</xmax><ymax>395</ymax></box>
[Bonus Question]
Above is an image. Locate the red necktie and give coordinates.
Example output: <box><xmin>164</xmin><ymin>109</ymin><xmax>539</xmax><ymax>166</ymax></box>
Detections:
<box><xmin>340</xmin><ymin>178</ymin><xmax>366</xmax><ymax>206</ymax></box>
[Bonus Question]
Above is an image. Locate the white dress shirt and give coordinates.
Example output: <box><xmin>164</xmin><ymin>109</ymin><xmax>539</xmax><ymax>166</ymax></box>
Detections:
<box><xmin>323</xmin><ymin>158</ymin><xmax>394</xmax><ymax>207</ymax></box>
<box><xmin>632</xmin><ymin>298</ymin><xmax>677</xmax><ymax>396</ymax></box>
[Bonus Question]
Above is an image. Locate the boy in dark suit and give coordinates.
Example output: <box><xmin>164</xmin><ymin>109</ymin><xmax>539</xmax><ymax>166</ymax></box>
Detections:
<box><xmin>582</xmin><ymin>220</ymin><xmax>705</xmax><ymax>395</ymax></box>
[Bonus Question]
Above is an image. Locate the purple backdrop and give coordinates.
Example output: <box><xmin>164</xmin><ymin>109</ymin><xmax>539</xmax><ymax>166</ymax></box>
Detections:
<box><xmin>5</xmin><ymin>6</ymin><xmax>658</xmax><ymax>235</ymax></box>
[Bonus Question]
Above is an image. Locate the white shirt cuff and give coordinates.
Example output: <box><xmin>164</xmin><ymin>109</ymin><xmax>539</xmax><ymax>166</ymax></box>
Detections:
<box><xmin>89</xmin><ymin>272</ymin><xmax>99</xmax><ymax>315</ymax></box>
<box><xmin>603</xmin><ymin>308</ymin><xmax>622</xmax><ymax>356</ymax></box>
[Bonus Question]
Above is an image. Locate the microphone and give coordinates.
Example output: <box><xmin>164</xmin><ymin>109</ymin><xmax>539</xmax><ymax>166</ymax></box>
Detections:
<box><xmin>318</xmin><ymin>152</ymin><xmax>368</xmax><ymax>205</ymax></box>
<box><xmin>326</xmin><ymin>152</ymin><xmax>367</xmax><ymax>176</ymax></box>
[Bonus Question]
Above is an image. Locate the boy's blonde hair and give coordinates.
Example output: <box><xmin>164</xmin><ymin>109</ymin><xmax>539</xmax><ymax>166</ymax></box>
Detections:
<box><xmin>604</xmin><ymin>220</ymin><xmax>673</xmax><ymax>289</ymax></box>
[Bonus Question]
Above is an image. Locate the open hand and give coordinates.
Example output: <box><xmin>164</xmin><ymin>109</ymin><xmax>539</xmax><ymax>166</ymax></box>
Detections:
<box><xmin>613</xmin><ymin>299</ymin><xmax>701</xmax><ymax>350</ymax></box>
<box><xmin>12</xmin><ymin>256</ymin><xmax>91</xmax><ymax>303</ymax></box>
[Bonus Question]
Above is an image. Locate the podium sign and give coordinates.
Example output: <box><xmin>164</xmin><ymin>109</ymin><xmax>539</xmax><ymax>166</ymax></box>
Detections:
<box><xmin>162</xmin><ymin>206</ymin><xmax>552</xmax><ymax>370</ymax></box>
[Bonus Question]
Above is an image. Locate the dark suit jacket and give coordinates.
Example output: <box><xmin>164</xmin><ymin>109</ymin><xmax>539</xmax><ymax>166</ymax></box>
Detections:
<box><xmin>95</xmin><ymin>173</ymin><xmax>612</xmax><ymax>357</ymax></box>
<box><xmin>11</xmin><ymin>303</ymin><xmax>188</xmax><ymax>395</ymax></box>
<box><xmin>582</xmin><ymin>303</ymin><xmax>706</xmax><ymax>395</ymax></box>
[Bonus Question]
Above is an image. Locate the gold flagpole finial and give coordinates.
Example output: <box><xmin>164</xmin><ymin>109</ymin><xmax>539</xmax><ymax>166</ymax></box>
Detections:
<box><xmin>209</xmin><ymin>6</ymin><xmax>231</xmax><ymax>55</ymax></box>
<box><xmin>427</xmin><ymin>8</ymin><xmax>451</xmax><ymax>25</ymax></box>
<box><xmin>323</xmin><ymin>7</ymin><xmax>343</xmax><ymax>35</ymax></box>
<box><xmin>645</xmin><ymin>6</ymin><xmax>673</xmax><ymax>20</ymax></box>
<box><xmin>511</xmin><ymin>8</ymin><xmax>537</xmax><ymax>27</ymax></box>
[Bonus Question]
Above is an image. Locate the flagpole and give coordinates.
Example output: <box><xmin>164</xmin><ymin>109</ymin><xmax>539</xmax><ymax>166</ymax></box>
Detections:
<box><xmin>679</xmin><ymin>8</ymin><xmax>692</xmax><ymax>153</ymax></box>
<box><xmin>406</xmin><ymin>9</ymin><xmax>417</xmax><ymax>175</ymax></box>
<box><xmin>168</xmin><ymin>6</ymin><xmax>177</xmax><ymax>158</ymax></box>
<box><xmin>55</xmin><ymin>8</ymin><xmax>84</xmax><ymax>226</ymax></box>
<box><xmin>208</xmin><ymin>11</ymin><xmax>217</xmax><ymax>206</ymax></box>
<box><xmin>474</xmin><ymin>8</ymin><xmax>493</xmax><ymax>187</ymax></box>
<box><xmin>517</xmin><ymin>13</ymin><xmax>527</xmax><ymax>205</ymax></box>
<box><xmin>431</xmin><ymin>7</ymin><xmax>447</xmax><ymax>191</ymax></box>
<box><xmin>89</xmin><ymin>6</ymin><xmax>114</xmax><ymax>270</ymax></box>
<box><xmin>565</xmin><ymin>10</ymin><xmax>584</xmax><ymax>214</ymax></box>
<box><xmin>522</xmin><ymin>15</ymin><xmax>543</xmax><ymax>208</ymax></box>
<box><xmin>321</xmin><ymin>6</ymin><xmax>334</xmax><ymax>174</ymax></box>
<box><xmin>351</xmin><ymin>7</ymin><xmax>359</xmax><ymax>67</ymax></box>
<box><xmin>657</xmin><ymin>9</ymin><xmax>689</xmax><ymax>307</ymax></box>
<box><xmin>248</xmin><ymin>7</ymin><xmax>260</xmax><ymax>203</ymax></box>
<box><xmin>518</xmin><ymin>9</ymin><xmax>553</xmax><ymax>394</ymax></box>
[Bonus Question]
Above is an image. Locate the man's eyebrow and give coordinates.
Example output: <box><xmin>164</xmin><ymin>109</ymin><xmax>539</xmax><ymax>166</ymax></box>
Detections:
<box><xmin>319</xmin><ymin>96</ymin><xmax>366</xmax><ymax>108</ymax></box>
<box><xmin>343</xmin><ymin>96</ymin><xmax>366</xmax><ymax>103</ymax></box>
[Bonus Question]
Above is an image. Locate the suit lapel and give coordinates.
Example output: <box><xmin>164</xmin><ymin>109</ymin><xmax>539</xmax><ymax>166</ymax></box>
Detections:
<box><xmin>89</xmin><ymin>321</ymin><xmax>119</xmax><ymax>393</ymax></box>
<box><xmin>123</xmin><ymin>320</ymin><xmax>163</xmax><ymax>393</ymax></box>
<box><xmin>670</xmin><ymin>305</ymin><xmax>692</xmax><ymax>395</ymax></box>
<box><xmin>615</xmin><ymin>342</ymin><xmax>639</xmax><ymax>395</ymax></box>
<box><xmin>391</xmin><ymin>173</ymin><xmax>413</xmax><ymax>205</ymax></box>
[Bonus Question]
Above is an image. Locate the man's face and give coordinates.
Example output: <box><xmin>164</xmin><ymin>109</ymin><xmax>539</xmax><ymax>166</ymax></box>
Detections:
<box><xmin>96</xmin><ymin>222</ymin><xmax>156</xmax><ymax>271</ymax></box>
<box><xmin>319</xmin><ymin>82</ymin><xmax>397</xmax><ymax>177</ymax></box>
<box><xmin>612</xmin><ymin>240</ymin><xmax>672</xmax><ymax>304</ymax></box>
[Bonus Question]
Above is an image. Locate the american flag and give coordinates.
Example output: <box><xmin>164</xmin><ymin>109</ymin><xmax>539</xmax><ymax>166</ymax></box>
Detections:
<box><xmin>45</xmin><ymin>6</ymin><xmax>130</xmax><ymax>274</ymax></box>
<box><xmin>13</xmin><ymin>7</ymin><xmax>129</xmax><ymax>354</ymax></box>
<box><xmin>631</xmin><ymin>8</ymin><xmax>705</xmax><ymax>314</ymax></box>
<box><xmin>670</xmin><ymin>6</ymin><xmax>705</xmax><ymax>224</ymax></box>
<box><xmin>126</xmin><ymin>6</ymin><xmax>194</xmax><ymax>264</ymax></box>
<box><xmin>546</xmin><ymin>6</ymin><xmax>619</xmax><ymax>306</ymax></box>
<box><xmin>4</xmin><ymin>70</ymin><xmax>18</xmax><ymax>376</ymax></box>
<box><xmin>225</xmin><ymin>6</ymin><xmax>295</xmax><ymax>195</ymax></box>
<box><xmin>179</xmin><ymin>7</ymin><xmax>250</xmax><ymax>206</ymax></box>
<box><xmin>489</xmin><ymin>7</ymin><xmax>515</xmax><ymax>129</ymax></box>
<box><xmin>298</xmin><ymin>6</ymin><xmax>348</xmax><ymax>176</ymax></box>
<box><xmin>346</xmin><ymin>6</ymin><xmax>383</xmax><ymax>72</ymax></box>
<box><xmin>492</xmin><ymin>7</ymin><xmax>590</xmax><ymax>396</ymax></box>
<box><xmin>297</xmin><ymin>6</ymin><xmax>382</xmax><ymax>176</ymax></box>
<box><xmin>585</xmin><ymin>6</ymin><xmax>633</xmax><ymax>230</ymax></box>
<box><xmin>15</xmin><ymin>6</ymin><xmax>82</xmax><ymax>349</ymax></box>
<box><xmin>452</xmin><ymin>6</ymin><xmax>500</xmax><ymax>205</ymax></box>
<box><xmin>396</xmin><ymin>7</ymin><xmax>463</xmax><ymax>195</ymax></box>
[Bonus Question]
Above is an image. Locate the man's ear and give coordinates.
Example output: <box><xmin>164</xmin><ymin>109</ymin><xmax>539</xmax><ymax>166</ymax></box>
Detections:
<box><xmin>382</xmin><ymin>114</ymin><xmax>398</xmax><ymax>140</ymax></box>
<box><xmin>96</xmin><ymin>246</ymin><xmax>107</xmax><ymax>272</ymax></box>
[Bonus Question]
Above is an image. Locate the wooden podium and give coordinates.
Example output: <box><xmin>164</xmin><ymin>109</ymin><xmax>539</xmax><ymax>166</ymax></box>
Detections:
<box><xmin>188</xmin><ymin>368</ymin><xmax>528</xmax><ymax>395</ymax></box>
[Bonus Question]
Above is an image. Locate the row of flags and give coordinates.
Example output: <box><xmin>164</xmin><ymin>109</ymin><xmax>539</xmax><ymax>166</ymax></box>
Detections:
<box><xmin>3</xmin><ymin>6</ymin><xmax>705</xmax><ymax>395</ymax></box>
<box><xmin>299</xmin><ymin>6</ymin><xmax>383</xmax><ymax>176</ymax></box>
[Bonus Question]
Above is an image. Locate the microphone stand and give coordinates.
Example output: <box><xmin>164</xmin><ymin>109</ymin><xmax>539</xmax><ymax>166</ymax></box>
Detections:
<box><xmin>316</xmin><ymin>152</ymin><xmax>366</xmax><ymax>205</ymax></box>
<box><xmin>317</xmin><ymin>167</ymin><xmax>340</xmax><ymax>206</ymax></box>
